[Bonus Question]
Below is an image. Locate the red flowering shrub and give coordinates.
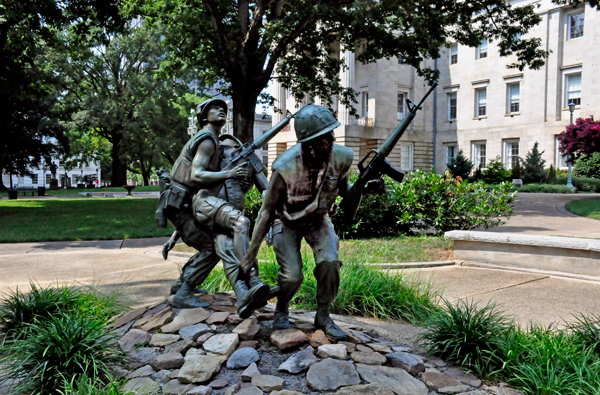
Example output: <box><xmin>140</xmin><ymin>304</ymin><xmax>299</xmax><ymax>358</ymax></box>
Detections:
<box><xmin>557</xmin><ymin>117</ymin><xmax>600</xmax><ymax>161</ymax></box>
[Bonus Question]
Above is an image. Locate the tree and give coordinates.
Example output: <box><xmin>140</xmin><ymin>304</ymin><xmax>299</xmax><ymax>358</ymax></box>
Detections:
<box><xmin>130</xmin><ymin>0</ymin><xmax>555</xmax><ymax>143</ymax></box>
<box><xmin>482</xmin><ymin>157</ymin><xmax>512</xmax><ymax>184</ymax></box>
<box><xmin>557</xmin><ymin>117</ymin><xmax>600</xmax><ymax>162</ymax></box>
<box><xmin>522</xmin><ymin>142</ymin><xmax>546</xmax><ymax>184</ymax></box>
<box><xmin>62</xmin><ymin>22</ymin><xmax>198</xmax><ymax>186</ymax></box>
<box><xmin>546</xmin><ymin>164</ymin><xmax>557</xmax><ymax>184</ymax></box>
<box><xmin>0</xmin><ymin>0</ymin><xmax>124</xmax><ymax>189</ymax></box>
<box><xmin>447</xmin><ymin>150</ymin><xmax>473</xmax><ymax>180</ymax></box>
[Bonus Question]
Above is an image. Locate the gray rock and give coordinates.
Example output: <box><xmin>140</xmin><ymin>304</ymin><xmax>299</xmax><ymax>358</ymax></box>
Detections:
<box><xmin>385</xmin><ymin>352</ymin><xmax>425</xmax><ymax>375</ymax></box>
<box><xmin>186</xmin><ymin>348</ymin><xmax>206</xmax><ymax>357</ymax></box>
<box><xmin>233</xmin><ymin>317</ymin><xmax>261</xmax><ymax>340</ymax></box>
<box><xmin>437</xmin><ymin>385</ymin><xmax>470</xmax><ymax>394</ymax></box>
<box><xmin>180</xmin><ymin>323</ymin><xmax>211</xmax><ymax>341</ymax></box>
<box><xmin>242</xmin><ymin>362</ymin><xmax>260</xmax><ymax>381</ymax></box>
<box><xmin>202</xmin><ymin>333</ymin><xmax>239</xmax><ymax>357</ymax></box>
<box><xmin>129</xmin><ymin>347</ymin><xmax>160</xmax><ymax>370</ymax></box>
<box><xmin>206</xmin><ymin>311</ymin><xmax>231</xmax><ymax>325</ymax></box>
<box><xmin>391</xmin><ymin>345</ymin><xmax>410</xmax><ymax>353</ymax></box>
<box><xmin>334</xmin><ymin>384</ymin><xmax>394</xmax><ymax>395</ymax></box>
<box><xmin>196</xmin><ymin>332</ymin><xmax>214</xmax><ymax>346</ymax></box>
<box><xmin>118</xmin><ymin>329</ymin><xmax>151</xmax><ymax>352</ymax></box>
<box><xmin>339</xmin><ymin>341</ymin><xmax>356</xmax><ymax>353</ymax></box>
<box><xmin>135</xmin><ymin>308</ymin><xmax>175</xmax><ymax>332</ymax></box>
<box><xmin>356</xmin><ymin>344</ymin><xmax>374</xmax><ymax>353</ymax></box>
<box><xmin>208</xmin><ymin>379</ymin><xmax>228</xmax><ymax>388</ymax></box>
<box><xmin>122</xmin><ymin>377</ymin><xmax>159</xmax><ymax>393</ymax></box>
<box><xmin>367</xmin><ymin>343</ymin><xmax>392</xmax><ymax>354</ymax></box>
<box><xmin>224</xmin><ymin>384</ymin><xmax>241</xmax><ymax>395</ymax></box>
<box><xmin>110</xmin><ymin>307</ymin><xmax>146</xmax><ymax>329</ymax></box>
<box><xmin>112</xmin><ymin>320</ymin><xmax>135</xmax><ymax>338</ymax></box>
<box><xmin>306</xmin><ymin>358</ymin><xmax>360</xmax><ymax>391</ymax></box>
<box><xmin>126</xmin><ymin>365</ymin><xmax>156</xmax><ymax>379</ymax></box>
<box><xmin>178</xmin><ymin>354</ymin><xmax>222</xmax><ymax>384</ymax></box>
<box><xmin>351</xmin><ymin>351</ymin><xmax>387</xmax><ymax>365</ymax></box>
<box><xmin>270</xmin><ymin>329</ymin><xmax>308</xmax><ymax>350</ymax></box>
<box><xmin>186</xmin><ymin>386</ymin><xmax>213</xmax><ymax>394</ymax></box>
<box><xmin>150</xmin><ymin>333</ymin><xmax>180</xmax><ymax>347</ymax></box>
<box><xmin>317</xmin><ymin>344</ymin><xmax>348</xmax><ymax>360</ymax></box>
<box><xmin>422</xmin><ymin>371</ymin><xmax>463</xmax><ymax>391</ymax></box>
<box><xmin>236</xmin><ymin>385</ymin><xmax>262</xmax><ymax>395</ymax></box>
<box><xmin>251</xmin><ymin>375</ymin><xmax>285</xmax><ymax>392</ymax></box>
<box><xmin>271</xmin><ymin>391</ymin><xmax>305</xmax><ymax>395</ymax></box>
<box><xmin>151</xmin><ymin>352</ymin><xmax>184</xmax><ymax>370</ymax></box>
<box><xmin>226</xmin><ymin>347</ymin><xmax>260</xmax><ymax>369</ymax></box>
<box><xmin>443</xmin><ymin>366</ymin><xmax>482</xmax><ymax>388</ymax></box>
<box><xmin>150</xmin><ymin>369</ymin><xmax>171</xmax><ymax>383</ymax></box>
<box><xmin>163</xmin><ymin>379</ymin><xmax>193</xmax><ymax>395</ymax></box>
<box><xmin>278</xmin><ymin>345</ymin><xmax>318</xmax><ymax>374</ymax></box>
<box><xmin>165</xmin><ymin>339</ymin><xmax>195</xmax><ymax>355</ymax></box>
<box><xmin>162</xmin><ymin>307</ymin><xmax>211</xmax><ymax>333</ymax></box>
<box><xmin>355</xmin><ymin>363</ymin><xmax>428</xmax><ymax>395</ymax></box>
<box><xmin>171</xmin><ymin>370</ymin><xmax>180</xmax><ymax>379</ymax></box>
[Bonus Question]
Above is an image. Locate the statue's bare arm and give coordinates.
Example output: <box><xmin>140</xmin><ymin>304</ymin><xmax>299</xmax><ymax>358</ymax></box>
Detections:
<box><xmin>241</xmin><ymin>171</ymin><xmax>286</xmax><ymax>271</ymax></box>
<box><xmin>190</xmin><ymin>139</ymin><xmax>250</xmax><ymax>187</ymax></box>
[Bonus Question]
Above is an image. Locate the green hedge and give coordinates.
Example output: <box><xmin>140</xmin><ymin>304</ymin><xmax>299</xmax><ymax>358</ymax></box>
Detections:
<box><xmin>520</xmin><ymin>184</ymin><xmax>575</xmax><ymax>193</ymax></box>
<box><xmin>555</xmin><ymin>176</ymin><xmax>600</xmax><ymax>192</ymax></box>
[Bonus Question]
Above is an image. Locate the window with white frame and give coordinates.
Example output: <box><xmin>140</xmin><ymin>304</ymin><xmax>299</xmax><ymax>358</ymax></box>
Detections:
<box><xmin>445</xmin><ymin>144</ymin><xmax>457</xmax><ymax>166</ymax></box>
<box><xmin>449</xmin><ymin>44</ymin><xmax>458</xmax><ymax>65</ymax></box>
<box><xmin>507</xmin><ymin>83</ymin><xmax>520</xmax><ymax>114</ymax></box>
<box><xmin>566</xmin><ymin>73</ymin><xmax>581</xmax><ymax>106</ymax></box>
<box><xmin>397</xmin><ymin>93</ymin><xmax>406</xmax><ymax>120</ymax></box>
<box><xmin>475</xmin><ymin>88</ymin><xmax>487</xmax><ymax>117</ymax></box>
<box><xmin>361</xmin><ymin>91</ymin><xmax>369</xmax><ymax>117</ymax></box>
<box><xmin>448</xmin><ymin>92</ymin><xmax>457</xmax><ymax>120</ymax></box>
<box><xmin>400</xmin><ymin>143</ymin><xmax>413</xmax><ymax>171</ymax></box>
<box><xmin>477</xmin><ymin>39</ymin><xmax>488</xmax><ymax>59</ymax></box>
<box><xmin>556</xmin><ymin>136</ymin><xmax>568</xmax><ymax>169</ymax></box>
<box><xmin>472</xmin><ymin>142</ymin><xmax>487</xmax><ymax>169</ymax></box>
<box><xmin>45</xmin><ymin>174</ymin><xmax>51</xmax><ymax>185</ymax></box>
<box><xmin>504</xmin><ymin>140</ymin><xmax>520</xmax><ymax>169</ymax></box>
<box><xmin>31</xmin><ymin>174</ymin><xmax>38</xmax><ymax>184</ymax></box>
<box><xmin>569</xmin><ymin>12</ymin><xmax>584</xmax><ymax>40</ymax></box>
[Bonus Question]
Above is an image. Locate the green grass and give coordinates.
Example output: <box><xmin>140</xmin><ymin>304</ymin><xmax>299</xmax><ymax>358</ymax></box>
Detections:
<box><xmin>0</xmin><ymin>185</ymin><xmax>159</xmax><ymax>197</ymax></box>
<box><xmin>565</xmin><ymin>198</ymin><xmax>600</xmax><ymax>220</ymax></box>
<box><xmin>0</xmin><ymin>198</ymin><xmax>173</xmax><ymax>242</ymax></box>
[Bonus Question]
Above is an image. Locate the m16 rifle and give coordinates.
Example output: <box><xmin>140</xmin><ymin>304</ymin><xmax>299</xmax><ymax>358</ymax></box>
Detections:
<box><xmin>339</xmin><ymin>82</ymin><xmax>438</xmax><ymax>219</ymax></box>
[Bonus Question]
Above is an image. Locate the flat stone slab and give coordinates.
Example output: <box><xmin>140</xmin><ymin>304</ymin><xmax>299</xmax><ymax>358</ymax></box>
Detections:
<box><xmin>237</xmin><ymin>385</ymin><xmax>263</xmax><ymax>395</ymax></box>
<box><xmin>443</xmin><ymin>366</ymin><xmax>483</xmax><ymax>388</ymax></box>
<box><xmin>334</xmin><ymin>384</ymin><xmax>395</xmax><ymax>395</ymax></box>
<box><xmin>310</xmin><ymin>330</ymin><xmax>331</xmax><ymax>347</ymax></box>
<box><xmin>118</xmin><ymin>329</ymin><xmax>151</xmax><ymax>353</ymax></box>
<box><xmin>163</xmin><ymin>379</ymin><xmax>192</xmax><ymax>394</ymax></box>
<box><xmin>128</xmin><ymin>347</ymin><xmax>160</xmax><ymax>370</ymax></box>
<box><xmin>180</xmin><ymin>323</ymin><xmax>211</xmax><ymax>341</ymax></box>
<box><xmin>351</xmin><ymin>351</ymin><xmax>387</xmax><ymax>365</ymax></box>
<box><xmin>178</xmin><ymin>354</ymin><xmax>222</xmax><ymax>384</ymax></box>
<box><xmin>226</xmin><ymin>347</ymin><xmax>260</xmax><ymax>369</ymax></box>
<box><xmin>233</xmin><ymin>318</ymin><xmax>260</xmax><ymax>340</ymax></box>
<box><xmin>306</xmin><ymin>358</ymin><xmax>360</xmax><ymax>391</ymax></box>
<box><xmin>251</xmin><ymin>375</ymin><xmax>285</xmax><ymax>392</ymax></box>
<box><xmin>126</xmin><ymin>365</ymin><xmax>156</xmax><ymax>379</ymax></box>
<box><xmin>202</xmin><ymin>333</ymin><xmax>239</xmax><ymax>357</ymax></box>
<box><xmin>122</xmin><ymin>377</ymin><xmax>160</xmax><ymax>393</ymax></box>
<box><xmin>356</xmin><ymin>363</ymin><xmax>428</xmax><ymax>395</ymax></box>
<box><xmin>206</xmin><ymin>311</ymin><xmax>231</xmax><ymax>324</ymax></box>
<box><xmin>278</xmin><ymin>346</ymin><xmax>318</xmax><ymax>374</ymax></box>
<box><xmin>317</xmin><ymin>344</ymin><xmax>347</xmax><ymax>359</ymax></box>
<box><xmin>151</xmin><ymin>352</ymin><xmax>184</xmax><ymax>370</ymax></box>
<box><xmin>162</xmin><ymin>307</ymin><xmax>211</xmax><ymax>333</ymax></box>
<box><xmin>270</xmin><ymin>329</ymin><xmax>308</xmax><ymax>350</ymax></box>
<box><xmin>385</xmin><ymin>352</ymin><xmax>425</xmax><ymax>375</ymax></box>
<box><xmin>242</xmin><ymin>362</ymin><xmax>260</xmax><ymax>381</ymax></box>
<box><xmin>110</xmin><ymin>306</ymin><xmax>146</xmax><ymax>329</ymax></box>
<box><xmin>135</xmin><ymin>308</ymin><xmax>175</xmax><ymax>332</ymax></box>
<box><xmin>150</xmin><ymin>333</ymin><xmax>180</xmax><ymax>347</ymax></box>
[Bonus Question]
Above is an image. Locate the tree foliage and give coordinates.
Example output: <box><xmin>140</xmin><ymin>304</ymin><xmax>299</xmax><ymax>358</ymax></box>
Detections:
<box><xmin>574</xmin><ymin>153</ymin><xmax>600</xmax><ymax>180</ymax></box>
<box><xmin>447</xmin><ymin>150</ymin><xmax>473</xmax><ymax>180</ymax></box>
<box><xmin>482</xmin><ymin>157</ymin><xmax>511</xmax><ymax>184</ymax></box>
<box><xmin>557</xmin><ymin>117</ymin><xmax>600</xmax><ymax>162</ymax></box>
<box><xmin>522</xmin><ymin>142</ymin><xmax>547</xmax><ymax>184</ymax></box>
<box><xmin>130</xmin><ymin>0</ymin><xmax>552</xmax><ymax>143</ymax></box>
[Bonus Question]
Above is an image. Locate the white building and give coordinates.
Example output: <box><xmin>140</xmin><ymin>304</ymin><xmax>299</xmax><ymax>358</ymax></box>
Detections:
<box><xmin>2</xmin><ymin>158</ymin><xmax>102</xmax><ymax>189</ymax></box>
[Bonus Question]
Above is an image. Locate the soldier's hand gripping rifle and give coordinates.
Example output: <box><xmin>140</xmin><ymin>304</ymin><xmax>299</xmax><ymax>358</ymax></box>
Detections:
<box><xmin>339</xmin><ymin>82</ymin><xmax>438</xmax><ymax>219</ymax></box>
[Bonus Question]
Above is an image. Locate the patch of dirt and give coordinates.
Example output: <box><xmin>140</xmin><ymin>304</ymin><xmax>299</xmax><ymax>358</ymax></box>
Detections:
<box><xmin>433</xmin><ymin>248</ymin><xmax>454</xmax><ymax>261</ymax></box>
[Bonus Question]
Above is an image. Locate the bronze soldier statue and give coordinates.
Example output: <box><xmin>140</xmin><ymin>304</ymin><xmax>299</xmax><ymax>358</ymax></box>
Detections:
<box><xmin>242</xmin><ymin>104</ymin><xmax>358</xmax><ymax>341</ymax></box>
<box><xmin>156</xmin><ymin>98</ymin><xmax>270</xmax><ymax>314</ymax></box>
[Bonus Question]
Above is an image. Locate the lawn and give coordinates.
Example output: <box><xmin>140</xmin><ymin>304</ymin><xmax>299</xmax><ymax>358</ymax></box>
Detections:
<box><xmin>0</xmin><ymin>185</ymin><xmax>159</xmax><ymax>198</ymax></box>
<box><xmin>174</xmin><ymin>235</ymin><xmax>453</xmax><ymax>264</ymax></box>
<box><xmin>565</xmin><ymin>198</ymin><xmax>600</xmax><ymax>220</ymax></box>
<box><xmin>0</xmin><ymin>198</ymin><xmax>173</xmax><ymax>242</ymax></box>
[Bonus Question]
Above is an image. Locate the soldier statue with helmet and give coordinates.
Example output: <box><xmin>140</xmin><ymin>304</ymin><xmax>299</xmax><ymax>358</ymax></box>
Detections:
<box><xmin>156</xmin><ymin>98</ymin><xmax>271</xmax><ymax>316</ymax></box>
<box><xmin>242</xmin><ymin>104</ymin><xmax>384</xmax><ymax>341</ymax></box>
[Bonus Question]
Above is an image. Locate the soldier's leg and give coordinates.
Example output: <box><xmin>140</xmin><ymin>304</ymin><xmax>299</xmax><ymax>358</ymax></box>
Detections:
<box><xmin>305</xmin><ymin>216</ymin><xmax>346</xmax><ymax>341</ymax></box>
<box><xmin>271</xmin><ymin>220</ymin><xmax>304</xmax><ymax>330</ymax></box>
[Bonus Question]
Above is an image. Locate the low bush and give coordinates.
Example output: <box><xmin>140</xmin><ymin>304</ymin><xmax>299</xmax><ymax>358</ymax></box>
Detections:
<box><xmin>482</xmin><ymin>157</ymin><xmax>512</xmax><ymax>184</ymax></box>
<box><xmin>421</xmin><ymin>299</ymin><xmax>600</xmax><ymax>394</ymax></box>
<box><xmin>519</xmin><ymin>184</ymin><xmax>575</xmax><ymax>193</ymax></box>
<box><xmin>555</xmin><ymin>176</ymin><xmax>600</xmax><ymax>192</ymax></box>
<box><xmin>575</xmin><ymin>153</ymin><xmax>600</xmax><ymax>179</ymax></box>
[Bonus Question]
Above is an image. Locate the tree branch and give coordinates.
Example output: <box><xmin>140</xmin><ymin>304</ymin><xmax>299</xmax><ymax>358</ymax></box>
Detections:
<box><xmin>200</xmin><ymin>0</ymin><xmax>236</xmax><ymax>75</ymax></box>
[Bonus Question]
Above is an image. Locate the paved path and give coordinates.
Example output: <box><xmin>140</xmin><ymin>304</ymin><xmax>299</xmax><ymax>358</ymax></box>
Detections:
<box><xmin>489</xmin><ymin>192</ymin><xmax>600</xmax><ymax>238</ymax></box>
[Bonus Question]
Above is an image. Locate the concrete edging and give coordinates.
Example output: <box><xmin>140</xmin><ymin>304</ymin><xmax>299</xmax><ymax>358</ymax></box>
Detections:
<box><xmin>446</xmin><ymin>230</ymin><xmax>600</xmax><ymax>278</ymax></box>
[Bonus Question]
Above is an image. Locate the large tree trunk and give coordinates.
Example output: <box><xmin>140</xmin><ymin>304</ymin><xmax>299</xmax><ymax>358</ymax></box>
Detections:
<box><xmin>110</xmin><ymin>133</ymin><xmax>127</xmax><ymax>186</ymax></box>
<box><xmin>140</xmin><ymin>159</ymin><xmax>150</xmax><ymax>186</ymax></box>
<box><xmin>232</xmin><ymin>88</ymin><xmax>258</xmax><ymax>144</ymax></box>
<box><xmin>0</xmin><ymin>167</ymin><xmax>7</xmax><ymax>191</ymax></box>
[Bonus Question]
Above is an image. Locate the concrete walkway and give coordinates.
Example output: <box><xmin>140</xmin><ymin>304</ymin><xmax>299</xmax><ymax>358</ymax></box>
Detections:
<box><xmin>489</xmin><ymin>192</ymin><xmax>600</xmax><ymax>238</ymax></box>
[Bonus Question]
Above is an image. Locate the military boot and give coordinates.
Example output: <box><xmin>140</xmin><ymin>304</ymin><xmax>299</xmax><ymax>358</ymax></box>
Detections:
<box><xmin>172</xmin><ymin>281</ymin><xmax>210</xmax><ymax>309</ymax></box>
<box><xmin>246</xmin><ymin>269</ymin><xmax>272</xmax><ymax>311</ymax></box>
<box><xmin>273</xmin><ymin>303</ymin><xmax>291</xmax><ymax>330</ymax></box>
<box><xmin>170</xmin><ymin>277</ymin><xmax>208</xmax><ymax>295</ymax></box>
<box><xmin>314</xmin><ymin>305</ymin><xmax>346</xmax><ymax>341</ymax></box>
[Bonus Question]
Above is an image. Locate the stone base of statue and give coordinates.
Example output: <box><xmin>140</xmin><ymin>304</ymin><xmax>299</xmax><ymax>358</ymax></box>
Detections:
<box><xmin>49</xmin><ymin>179</ymin><xmax>59</xmax><ymax>190</ymax></box>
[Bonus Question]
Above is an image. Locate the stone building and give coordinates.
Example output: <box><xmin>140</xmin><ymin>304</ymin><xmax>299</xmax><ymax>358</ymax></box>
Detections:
<box><xmin>268</xmin><ymin>0</ymin><xmax>597</xmax><ymax>175</ymax></box>
<box><xmin>2</xmin><ymin>158</ymin><xmax>101</xmax><ymax>189</ymax></box>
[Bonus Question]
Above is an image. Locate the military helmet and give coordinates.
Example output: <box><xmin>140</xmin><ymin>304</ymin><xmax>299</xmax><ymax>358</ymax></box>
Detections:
<box><xmin>196</xmin><ymin>98</ymin><xmax>228</xmax><ymax>128</ymax></box>
<box><xmin>294</xmin><ymin>104</ymin><xmax>341</xmax><ymax>143</ymax></box>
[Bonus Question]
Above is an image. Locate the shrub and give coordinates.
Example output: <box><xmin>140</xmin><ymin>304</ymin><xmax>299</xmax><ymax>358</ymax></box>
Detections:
<box><xmin>519</xmin><ymin>184</ymin><xmax>574</xmax><ymax>193</ymax></box>
<box><xmin>473</xmin><ymin>167</ymin><xmax>483</xmax><ymax>181</ymax></box>
<box><xmin>555</xmin><ymin>176</ymin><xmax>600</xmax><ymax>192</ymax></box>
<box><xmin>546</xmin><ymin>165</ymin><xmax>557</xmax><ymax>184</ymax></box>
<box><xmin>574</xmin><ymin>152</ymin><xmax>600</xmax><ymax>179</ymax></box>
<box><xmin>482</xmin><ymin>157</ymin><xmax>512</xmax><ymax>184</ymax></box>
<box><xmin>522</xmin><ymin>142</ymin><xmax>547</xmax><ymax>184</ymax></box>
<box><xmin>0</xmin><ymin>312</ymin><xmax>124</xmax><ymax>394</ymax></box>
<box><xmin>418</xmin><ymin>299</ymin><xmax>510</xmax><ymax>377</ymax></box>
<box><xmin>511</xmin><ymin>159</ymin><xmax>522</xmax><ymax>180</ymax></box>
<box><xmin>447</xmin><ymin>150</ymin><xmax>473</xmax><ymax>180</ymax></box>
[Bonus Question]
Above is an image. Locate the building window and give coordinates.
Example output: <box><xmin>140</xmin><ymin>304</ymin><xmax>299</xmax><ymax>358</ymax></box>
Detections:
<box><xmin>400</xmin><ymin>143</ymin><xmax>413</xmax><ymax>171</ymax></box>
<box><xmin>477</xmin><ymin>39</ymin><xmax>488</xmax><ymax>59</ymax></box>
<box><xmin>31</xmin><ymin>174</ymin><xmax>38</xmax><ymax>184</ymax></box>
<box><xmin>556</xmin><ymin>136</ymin><xmax>568</xmax><ymax>169</ymax></box>
<box><xmin>361</xmin><ymin>92</ymin><xmax>369</xmax><ymax>117</ymax></box>
<box><xmin>504</xmin><ymin>140</ymin><xmax>520</xmax><ymax>169</ymax></box>
<box><xmin>507</xmin><ymin>83</ymin><xmax>520</xmax><ymax>114</ymax></box>
<box><xmin>46</xmin><ymin>174</ymin><xmax>51</xmax><ymax>184</ymax></box>
<box><xmin>566</xmin><ymin>73</ymin><xmax>581</xmax><ymax>106</ymax></box>
<box><xmin>448</xmin><ymin>92</ymin><xmax>457</xmax><ymax>120</ymax></box>
<box><xmin>472</xmin><ymin>142</ymin><xmax>487</xmax><ymax>169</ymax></box>
<box><xmin>569</xmin><ymin>12</ymin><xmax>584</xmax><ymax>40</ymax></box>
<box><xmin>449</xmin><ymin>44</ymin><xmax>458</xmax><ymax>65</ymax></box>
<box><xmin>445</xmin><ymin>144</ymin><xmax>457</xmax><ymax>166</ymax></box>
<box><xmin>397</xmin><ymin>93</ymin><xmax>405</xmax><ymax>120</ymax></box>
<box><xmin>475</xmin><ymin>88</ymin><xmax>487</xmax><ymax>117</ymax></box>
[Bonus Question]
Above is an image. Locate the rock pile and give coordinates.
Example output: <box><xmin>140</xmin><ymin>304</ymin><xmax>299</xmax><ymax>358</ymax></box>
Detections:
<box><xmin>110</xmin><ymin>292</ymin><xmax>522</xmax><ymax>395</ymax></box>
